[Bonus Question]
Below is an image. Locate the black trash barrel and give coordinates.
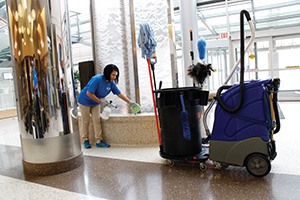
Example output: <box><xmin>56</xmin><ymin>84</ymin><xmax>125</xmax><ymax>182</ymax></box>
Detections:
<box><xmin>156</xmin><ymin>87</ymin><xmax>209</xmax><ymax>157</ymax></box>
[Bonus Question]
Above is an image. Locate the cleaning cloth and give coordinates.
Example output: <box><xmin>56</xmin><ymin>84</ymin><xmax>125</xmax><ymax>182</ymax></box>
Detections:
<box><xmin>130</xmin><ymin>103</ymin><xmax>141</xmax><ymax>115</ymax></box>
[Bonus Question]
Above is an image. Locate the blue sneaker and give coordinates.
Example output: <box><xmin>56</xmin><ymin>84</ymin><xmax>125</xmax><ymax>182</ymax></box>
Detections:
<box><xmin>96</xmin><ymin>140</ymin><xmax>110</xmax><ymax>148</ymax></box>
<box><xmin>84</xmin><ymin>140</ymin><xmax>91</xmax><ymax>149</ymax></box>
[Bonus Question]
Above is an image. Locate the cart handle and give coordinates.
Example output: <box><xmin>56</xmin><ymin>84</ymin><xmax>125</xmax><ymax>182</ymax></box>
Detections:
<box><xmin>215</xmin><ymin>10</ymin><xmax>251</xmax><ymax>113</ymax></box>
<box><xmin>272</xmin><ymin>79</ymin><xmax>281</xmax><ymax>133</ymax></box>
<box><xmin>203</xmin><ymin>10</ymin><xmax>255</xmax><ymax>136</ymax></box>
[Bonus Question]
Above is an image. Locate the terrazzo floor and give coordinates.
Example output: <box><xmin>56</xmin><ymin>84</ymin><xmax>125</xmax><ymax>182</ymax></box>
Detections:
<box><xmin>0</xmin><ymin>102</ymin><xmax>300</xmax><ymax>199</ymax></box>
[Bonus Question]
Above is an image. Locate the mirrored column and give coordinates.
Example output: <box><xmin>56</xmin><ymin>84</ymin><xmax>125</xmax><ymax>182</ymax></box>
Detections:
<box><xmin>6</xmin><ymin>0</ymin><xmax>82</xmax><ymax>175</ymax></box>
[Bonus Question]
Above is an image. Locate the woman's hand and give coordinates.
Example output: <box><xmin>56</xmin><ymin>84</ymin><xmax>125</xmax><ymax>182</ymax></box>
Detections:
<box><xmin>129</xmin><ymin>101</ymin><xmax>136</xmax><ymax>107</ymax></box>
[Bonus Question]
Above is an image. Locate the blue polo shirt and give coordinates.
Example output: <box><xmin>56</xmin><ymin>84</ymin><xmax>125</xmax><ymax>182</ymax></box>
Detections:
<box><xmin>77</xmin><ymin>74</ymin><xmax>121</xmax><ymax>106</ymax></box>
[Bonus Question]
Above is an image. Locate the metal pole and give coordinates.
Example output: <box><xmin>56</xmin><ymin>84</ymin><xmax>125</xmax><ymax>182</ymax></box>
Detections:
<box><xmin>251</xmin><ymin>0</ymin><xmax>258</xmax><ymax>79</ymax></box>
<box><xmin>129</xmin><ymin>0</ymin><xmax>140</xmax><ymax>104</ymax></box>
<box><xmin>167</xmin><ymin>0</ymin><xmax>178</xmax><ymax>88</ymax></box>
<box><xmin>180</xmin><ymin>0</ymin><xmax>198</xmax><ymax>87</ymax></box>
<box><xmin>90</xmin><ymin>0</ymin><xmax>96</xmax><ymax>69</ymax></box>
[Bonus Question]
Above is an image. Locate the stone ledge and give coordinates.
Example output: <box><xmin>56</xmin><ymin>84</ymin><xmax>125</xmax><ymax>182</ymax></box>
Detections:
<box><xmin>78</xmin><ymin>113</ymin><xmax>159</xmax><ymax>147</ymax></box>
<box><xmin>0</xmin><ymin>108</ymin><xmax>17</xmax><ymax>119</ymax></box>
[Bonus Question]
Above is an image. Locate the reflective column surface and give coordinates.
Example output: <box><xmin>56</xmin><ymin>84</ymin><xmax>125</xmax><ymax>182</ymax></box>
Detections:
<box><xmin>5</xmin><ymin>0</ymin><xmax>81</xmax><ymax>165</ymax></box>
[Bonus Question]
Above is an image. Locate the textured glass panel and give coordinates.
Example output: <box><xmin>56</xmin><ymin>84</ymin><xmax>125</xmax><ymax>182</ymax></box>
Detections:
<box><xmin>91</xmin><ymin>0</ymin><xmax>171</xmax><ymax>113</ymax></box>
<box><xmin>134</xmin><ymin>0</ymin><xmax>172</xmax><ymax>112</ymax></box>
<box><xmin>91</xmin><ymin>0</ymin><xmax>135</xmax><ymax>113</ymax></box>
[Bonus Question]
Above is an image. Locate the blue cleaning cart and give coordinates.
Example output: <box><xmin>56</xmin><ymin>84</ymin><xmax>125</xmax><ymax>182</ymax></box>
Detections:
<box><xmin>209</xmin><ymin>78</ymin><xmax>280</xmax><ymax>177</ymax></box>
<box><xmin>206</xmin><ymin>10</ymin><xmax>281</xmax><ymax>177</ymax></box>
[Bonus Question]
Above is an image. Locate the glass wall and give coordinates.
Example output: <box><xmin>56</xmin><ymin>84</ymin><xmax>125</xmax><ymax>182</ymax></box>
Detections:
<box><xmin>232</xmin><ymin>36</ymin><xmax>300</xmax><ymax>97</ymax></box>
<box><xmin>173</xmin><ymin>0</ymin><xmax>300</xmax><ymax>101</ymax></box>
<box><xmin>0</xmin><ymin>0</ymin><xmax>15</xmax><ymax>110</ymax></box>
<box><xmin>68</xmin><ymin>0</ymin><xmax>93</xmax><ymax>67</ymax></box>
<box><xmin>68</xmin><ymin>0</ymin><xmax>93</xmax><ymax>95</ymax></box>
<box><xmin>276</xmin><ymin>38</ymin><xmax>300</xmax><ymax>91</ymax></box>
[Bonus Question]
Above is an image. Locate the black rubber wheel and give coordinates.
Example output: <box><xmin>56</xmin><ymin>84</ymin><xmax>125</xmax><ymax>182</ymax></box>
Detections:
<box><xmin>245</xmin><ymin>154</ymin><xmax>271</xmax><ymax>177</ymax></box>
<box><xmin>168</xmin><ymin>160</ymin><xmax>175</xmax><ymax>167</ymax></box>
<box><xmin>199</xmin><ymin>163</ymin><xmax>207</xmax><ymax>171</ymax></box>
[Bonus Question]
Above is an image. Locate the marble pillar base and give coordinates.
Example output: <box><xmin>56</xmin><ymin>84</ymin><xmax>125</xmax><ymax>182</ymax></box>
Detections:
<box><xmin>23</xmin><ymin>152</ymin><xmax>83</xmax><ymax>176</ymax></box>
<box><xmin>78</xmin><ymin>113</ymin><xmax>159</xmax><ymax>146</ymax></box>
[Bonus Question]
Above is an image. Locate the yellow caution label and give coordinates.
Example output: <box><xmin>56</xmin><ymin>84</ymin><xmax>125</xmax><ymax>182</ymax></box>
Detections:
<box><xmin>286</xmin><ymin>66</ymin><xmax>299</xmax><ymax>68</ymax></box>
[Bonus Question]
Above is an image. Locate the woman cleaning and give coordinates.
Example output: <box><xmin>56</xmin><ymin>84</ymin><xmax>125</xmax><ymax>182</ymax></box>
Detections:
<box><xmin>77</xmin><ymin>64</ymin><xmax>138</xmax><ymax>148</ymax></box>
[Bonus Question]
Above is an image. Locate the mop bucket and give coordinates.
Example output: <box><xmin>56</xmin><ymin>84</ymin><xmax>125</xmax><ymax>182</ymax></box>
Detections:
<box><xmin>156</xmin><ymin>87</ymin><xmax>208</xmax><ymax>157</ymax></box>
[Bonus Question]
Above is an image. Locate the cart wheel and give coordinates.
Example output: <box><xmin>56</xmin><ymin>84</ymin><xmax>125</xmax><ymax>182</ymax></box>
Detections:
<box><xmin>168</xmin><ymin>160</ymin><xmax>175</xmax><ymax>167</ymax></box>
<box><xmin>213</xmin><ymin>161</ymin><xmax>229</xmax><ymax>170</ymax></box>
<box><xmin>245</xmin><ymin>154</ymin><xmax>271</xmax><ymax>177</ymax></box>
<box><xmin>200</xmin><ymin>163</ymin><xmax>207</xmax><ymax>171</ymax></box>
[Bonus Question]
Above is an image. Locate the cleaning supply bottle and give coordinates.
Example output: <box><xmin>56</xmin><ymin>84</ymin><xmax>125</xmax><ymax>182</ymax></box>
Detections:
<box><xmin>100</xmin><ymin>100</ymin><xmax>116</xmax><ymax>120</ymax></box>
<box><xmin>100</xmin><ymin>106</ymin><xmax>111</xmax><ymax>120</ymax></box>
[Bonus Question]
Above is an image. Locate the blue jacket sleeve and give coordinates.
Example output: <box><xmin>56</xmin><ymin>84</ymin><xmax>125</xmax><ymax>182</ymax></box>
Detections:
<box><xmin>111</xmin><ymin>82</ymin><xmax>121</xmax><ymax>95</ymax></box>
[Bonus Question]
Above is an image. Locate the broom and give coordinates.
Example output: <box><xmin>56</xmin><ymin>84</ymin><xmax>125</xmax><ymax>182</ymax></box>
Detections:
<box><xmin>180</xmin><ymin>94</ymin><xmax>191</xmax><ymax>140</ymax></box>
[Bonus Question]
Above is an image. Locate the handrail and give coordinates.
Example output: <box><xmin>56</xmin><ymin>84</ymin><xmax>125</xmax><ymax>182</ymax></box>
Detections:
<box><xmin>0</xmin><ymin>17</ymin><xmax>7</xmax><ymax>24</ymax></box>
<box><xmin>0</xmin><ymin>17</ymin><xmax>8</xmax><ymax>32</ymax></box>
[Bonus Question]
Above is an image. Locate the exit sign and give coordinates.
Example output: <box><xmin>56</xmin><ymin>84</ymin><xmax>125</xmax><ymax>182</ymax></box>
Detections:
<box><xmin>220</xmin><ymin>33</ymin><xmax>228</xmax><ymax>39</ymax></box>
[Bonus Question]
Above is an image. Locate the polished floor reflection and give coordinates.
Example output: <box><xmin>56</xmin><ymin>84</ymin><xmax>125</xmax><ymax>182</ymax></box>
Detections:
<box><xmin>0</xmin><ymin>102</ymin><xmax>300</xmax><ymax>199</ymax></box>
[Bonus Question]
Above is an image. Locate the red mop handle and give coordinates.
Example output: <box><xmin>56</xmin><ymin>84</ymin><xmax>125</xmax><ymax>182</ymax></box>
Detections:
<box><xmin>147</xmin><ymin>58</ymin><xmax>161</xmax><ymax>146</ymax></box>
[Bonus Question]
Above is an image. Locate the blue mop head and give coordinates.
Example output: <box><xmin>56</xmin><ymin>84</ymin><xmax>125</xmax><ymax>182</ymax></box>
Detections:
<box><xmin>197</xmin><ymin>37</ymin><xmax>206</xmax><ymax>60</ymax></box>
<box><xmin>179</xmin><ymin>94</ymin><xmax>191</xmax><ymax>140</ymax></box>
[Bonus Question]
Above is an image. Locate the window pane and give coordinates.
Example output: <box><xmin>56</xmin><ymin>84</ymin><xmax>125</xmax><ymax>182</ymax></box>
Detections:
<box><xmin>278</xmin><ymin>70</ymin><xmax>300</xmax><ymax>90</ymax></box>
